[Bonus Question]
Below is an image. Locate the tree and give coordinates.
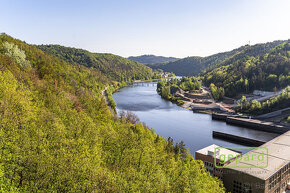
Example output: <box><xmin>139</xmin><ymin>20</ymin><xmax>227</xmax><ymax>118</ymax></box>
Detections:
<box><xmin>218</xmin><ymin>87</ymin><xmax>225</xmax><ymax>100</ymax></box>
<box><xmin>161</xmin><ymin>86</ymin><xmax>171</xmax><ymax>99</ymax></box>
<box><xmin>2</xmin><ymin>41</ymin><xmax>30</xmax><ymax>68</ymax></box>
<box><xmin>238</xmin><ymin>96</ymin><xmax>248</xmax><ymax>111</ymax></box>
<box><xmin>210</xmin><ymin>83</ymin><xmax>224</xmax><ymax>101</ymax></box>
<box><xmin>166</xmin><ymin>137</ymin><xmax>174</xmax><ymax>152</ymax></box>
<box><xmin>245</xmin><ymin>78</ymin><xmax>249</xmax><ymax>93</ymax></box>
<box><xmin>210</xmin><ymin>83</ymin><xmax>218</xmax><ymax>100</ymax></box>
<box><xmin>249</xmin><ymin>100</ymin><xmax>261</xmax><ymax>112</ymax></box>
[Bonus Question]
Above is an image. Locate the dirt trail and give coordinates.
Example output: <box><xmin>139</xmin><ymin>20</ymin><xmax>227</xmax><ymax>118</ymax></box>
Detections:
<box><xmin>102</xmin><ymin>86</ymin><xmax>114</xmax><ymax>113</ymax></box>
<box><xmin>102</xmin><ymin>87</ymin><xmax>109</xmax><ymax>106</ymax></box>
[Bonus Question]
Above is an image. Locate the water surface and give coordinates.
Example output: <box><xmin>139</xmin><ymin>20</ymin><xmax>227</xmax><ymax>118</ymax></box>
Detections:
<box><xmin>113</xmin><ymin>82</ymin><xmax>279</xmax><ymax>156</ymax></box>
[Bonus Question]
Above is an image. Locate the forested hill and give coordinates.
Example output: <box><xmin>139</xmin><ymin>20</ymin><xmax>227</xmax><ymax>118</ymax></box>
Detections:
<box><xmin>0</xmin><ymin>33</ymin><xmax>224</xmax><ymax>192</ymax></box>
<box><xmin>37</xmin><ymin>44</ymin><xmax>153</xmax><ymax>81</ymax></box>
<box><xmin>128</xmin><ymin>54</ymin><xmax>179</xmax><ymax>64</ymax></box>
<box><xmin>148</xmin><ymin>40</ymin><xmax>284</xmax><ymax>76</ymax></box>
<box><xmin>203</xmin><ymin>40</ymin><xmax>290</xmax><ymax>97</ymax></box>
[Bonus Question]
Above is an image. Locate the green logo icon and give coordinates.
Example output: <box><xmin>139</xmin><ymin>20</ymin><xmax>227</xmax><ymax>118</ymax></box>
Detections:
<box><xmin>214</xmin><ymin>147</ymin><xmax>268</xmax><ymax>168</ymax></box>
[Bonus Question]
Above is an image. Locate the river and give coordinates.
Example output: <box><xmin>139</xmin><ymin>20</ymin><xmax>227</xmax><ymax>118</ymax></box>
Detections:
<box><xmin>113</xmin><ymin>82</ymin><xmax>279</xmax><ymax>156</ymax></box>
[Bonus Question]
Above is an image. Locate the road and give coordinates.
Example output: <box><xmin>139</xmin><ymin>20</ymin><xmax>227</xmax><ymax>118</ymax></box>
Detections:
<box><xmin>101</xmin><ymin>86</ymin><xmax>114</xmax><ymax>113</ymax></box>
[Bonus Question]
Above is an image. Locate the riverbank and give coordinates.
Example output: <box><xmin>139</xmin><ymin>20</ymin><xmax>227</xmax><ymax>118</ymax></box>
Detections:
<box><xmin>157</xmin><ymin>85</ymin><xmax>234</xmax><ymax>114</ymax></box>
<box><xmin>102</xmin><ymin>77</ymin><xmax>176</xmax><ymax>113</ymax></box>
<box><xmin>102</xmin><ymin>86</ymin><xmax>115</xmax><ymax>113</ymax></box>
<box><xmin>156</xmin><ymin>77</ymin><xmax>237</xmax><ymax>114</ymax></box>
<box><xmin>112</xmin><ymin>81</ymin><xmax>279</xmax><ymax>155</ymax></box>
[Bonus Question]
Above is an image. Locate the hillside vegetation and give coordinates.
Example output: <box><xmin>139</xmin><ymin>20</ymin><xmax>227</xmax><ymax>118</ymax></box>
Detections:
<box><xmin>148</xmin><ymin>40</ymin><xmax>284</xmax><ymax>76</ymax></box>
<box><xmin>238</xmin><ymin>86</ymin><xmax>290</xmax><ymax>114</ymax></box>
<box><xmin>203</xmin><ymin>40</ymin><xmax>290</xmax><ymax>97</ymax></box>
<box><xmin>157</xmin><ymin>77</ymin><xmax>202</xmax><ymax>105</ymax></box>
<box><xmin>128</xmin><ymin>54</ymin><xmax>179</xmax><ymax>64</ymax></box>
<box><xmin>0</xmin><ymin>34</ymin><xmax>224</xmax><ymax>192</ymax></box>
<box><xmin>37</xmin><ymin>45</ymin><xmax>153</xmax><ymax>82</ymax></box>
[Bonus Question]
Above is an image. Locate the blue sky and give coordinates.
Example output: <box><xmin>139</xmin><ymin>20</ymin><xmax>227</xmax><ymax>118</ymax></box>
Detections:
<box><xmin>1</xmin><ymin>0</ymin><xmax>290</xmax><ymax>57</ymax></box>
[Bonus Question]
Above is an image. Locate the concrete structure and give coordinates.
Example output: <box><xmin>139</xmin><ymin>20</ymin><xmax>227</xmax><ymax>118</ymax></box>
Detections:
<box><xmin>256</xmin><ymin>107</ymin><xmax>290</xmax><ymax>120</ymax></box>
<box><xmin>226</xmin><ymin>117</ymin><xmax>290</xmax><ymax>134</ymax></box>
<box><xmin>212</xmin><ymin>113</ymin><xmax>290</xmax><ymax>134</ymax></box>
<box><xmin>212</xmin><ymin>131</ymin><xmax>266</xmax><ymax>146</ymax></box>
<box><xmin>195</xmin><ymin>144</ymin><xmax>240</xmax><ymax>179</ymax></box>
<box><xmin>223</xmin><ymin>131</ymin><xmax>290</xmax><ymax>193</ymax></box>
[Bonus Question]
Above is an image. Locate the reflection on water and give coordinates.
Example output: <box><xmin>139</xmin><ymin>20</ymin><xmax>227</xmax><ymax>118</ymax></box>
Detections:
<box><xmin>113</xmin><ymin>82</ymin><xmax>279</xmax><ymax>156</ymax></box>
